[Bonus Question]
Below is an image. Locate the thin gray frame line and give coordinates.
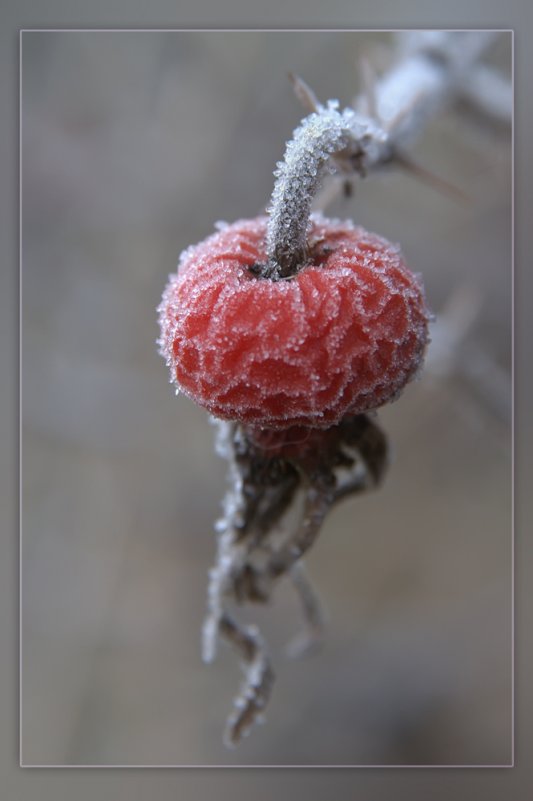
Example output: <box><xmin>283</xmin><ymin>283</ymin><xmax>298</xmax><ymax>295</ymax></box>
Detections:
<box><xmin>18</xmin><ymin>27</ymin><xmax>515</xmax><ymax>770</ymax></box>
<box><xmin>19</xmin><ymin>28</ymin><xmax>514</xmax><ymax>33</ymax></box>
<box><xmin>21</xmin><ymin>764</ymin><xmax>514</xmax><ymax>769</ymax></box>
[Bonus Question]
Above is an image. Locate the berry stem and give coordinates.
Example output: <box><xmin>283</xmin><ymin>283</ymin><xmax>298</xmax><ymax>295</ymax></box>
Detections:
<box><xmin>265</xmin><ymin>104</ymin><xmax>379</xmax><ymax>277</ymax></box>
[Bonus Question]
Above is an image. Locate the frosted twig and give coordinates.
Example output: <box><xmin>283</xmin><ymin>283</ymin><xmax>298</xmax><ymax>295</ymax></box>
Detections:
<box><xmin>268</xmin><ymin>31</ymin><xmax>506</xmax><ymax>274</ymax></box>
<box><xmin>384</xmin><ymin>31</ymin><xmax>501</xmax><ymax>141</ymax></box>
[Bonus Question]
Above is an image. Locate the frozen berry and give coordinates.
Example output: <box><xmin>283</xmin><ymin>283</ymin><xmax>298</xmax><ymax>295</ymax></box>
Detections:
<box><xmin>158</xmin><ymin>213</ymin><xmax>430</xmax><ymax>430</ymax></box>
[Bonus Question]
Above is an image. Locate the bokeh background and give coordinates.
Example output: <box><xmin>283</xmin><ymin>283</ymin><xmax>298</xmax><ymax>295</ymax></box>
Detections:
<box><xmin>21</xmin><ymin>31</ymin><xmax>512</xmax><ymax>766</ymax></box>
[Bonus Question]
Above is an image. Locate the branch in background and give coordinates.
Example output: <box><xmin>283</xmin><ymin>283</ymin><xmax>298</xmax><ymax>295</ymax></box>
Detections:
<box><xmin>458</xmin><ymin>63</ymin><xmax>513</xmax><ymax>125</ymax></box>
<box><xmin>419</xmin><ymin>282</ymin><xmax>511</xmax><ymax>428</ymax></box>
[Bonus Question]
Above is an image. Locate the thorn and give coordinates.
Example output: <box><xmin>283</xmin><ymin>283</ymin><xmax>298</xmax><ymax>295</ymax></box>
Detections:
<box><xmin>392</xmin><ymin>150</ymin><xmax>470</xmax><ymax>204</ymax></box>
<box><xmin>288</xmin><ymin>71</ymin><xmax>321</xmax><ymax>113</ymax></box>
<box><xmin>359</xmin><ymin>55</ymin><xmax>378</xmax><ymax>119</ymax></box>
<box><xmin>351</xmin><ymin>41</ymin><xmax>392</xmax><ymax>110</ymax></box>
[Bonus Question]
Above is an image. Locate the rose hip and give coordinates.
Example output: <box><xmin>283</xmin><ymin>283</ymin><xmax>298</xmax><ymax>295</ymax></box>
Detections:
<box><xmin>158</xmin><ymin>213</ymin><xmax>429</xmax><ymax>430</ymax></box>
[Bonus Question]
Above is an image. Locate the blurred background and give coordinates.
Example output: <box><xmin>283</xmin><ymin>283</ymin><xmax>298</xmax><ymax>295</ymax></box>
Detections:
<box><xmin>21</xmin><ymin>31</ymin><xmax>512</xmax><ymax>766</ymax></box>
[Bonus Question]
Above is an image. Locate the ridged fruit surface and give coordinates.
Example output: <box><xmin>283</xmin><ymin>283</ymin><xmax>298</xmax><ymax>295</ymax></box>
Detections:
<box><xmin>158</xmin><ymin>214</ymin><xmax>429</xmax><ymax>429</ymax></box>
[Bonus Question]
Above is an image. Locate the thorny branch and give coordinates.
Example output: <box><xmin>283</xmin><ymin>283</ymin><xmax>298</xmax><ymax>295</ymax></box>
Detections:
<box><xmin>203</xmin><ymin>31</ymin><xmax>511</xmax><ymax>747</ymax></box>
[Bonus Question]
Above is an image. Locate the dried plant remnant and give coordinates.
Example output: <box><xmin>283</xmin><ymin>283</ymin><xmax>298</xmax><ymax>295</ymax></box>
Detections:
<box><xmin>218</xmin><ymin>613</ymin><xmax>275</xmax><ymax>747</ymax></box>
<box><xmin>202</xmin><ymin>415</ymin><xmax>388</xmax><ymax>745</ymax></box>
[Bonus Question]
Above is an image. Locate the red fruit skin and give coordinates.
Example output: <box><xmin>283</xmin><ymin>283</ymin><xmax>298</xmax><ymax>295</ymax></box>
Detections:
<box><xmin>158</xmin><ymin>215</ymin><xmax>430</xmax><ymax>429</ymax></box>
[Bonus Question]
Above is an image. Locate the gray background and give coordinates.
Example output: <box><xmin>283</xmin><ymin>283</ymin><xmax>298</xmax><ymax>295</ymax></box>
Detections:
<box><xmin>0</xmin><ymin>0</ymin><xmax>531</xmax><ymax>798</ymax></box>
<box><xmin>20</xmin><ymin>30</ymin><xmax>511</xmax><ymax>767</ymax></box>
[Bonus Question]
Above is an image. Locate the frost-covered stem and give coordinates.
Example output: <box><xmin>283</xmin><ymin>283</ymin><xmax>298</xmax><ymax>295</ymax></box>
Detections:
<box><xmin>265</xmin><ymin>106</ymin><xmax>381</xmax><ymax>276</ymax></box>
<box><xmin>266</xmin><ymin>31</ymin><xmax>500</xmax><ymax>277</ymax></box>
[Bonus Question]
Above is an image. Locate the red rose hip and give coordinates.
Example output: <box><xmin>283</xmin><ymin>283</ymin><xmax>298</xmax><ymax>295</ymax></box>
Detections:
<box><xmin>158</xmin><ymin>213</ymin><xmax>430</xmax><ymax>429</ymax></box>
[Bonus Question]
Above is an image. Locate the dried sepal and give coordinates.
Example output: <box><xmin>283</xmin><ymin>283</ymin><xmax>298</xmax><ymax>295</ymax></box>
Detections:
<box><xmin>203</xmin><ymin>415</ymin><xmax>388</xmax><ymax>745</ymax></box>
